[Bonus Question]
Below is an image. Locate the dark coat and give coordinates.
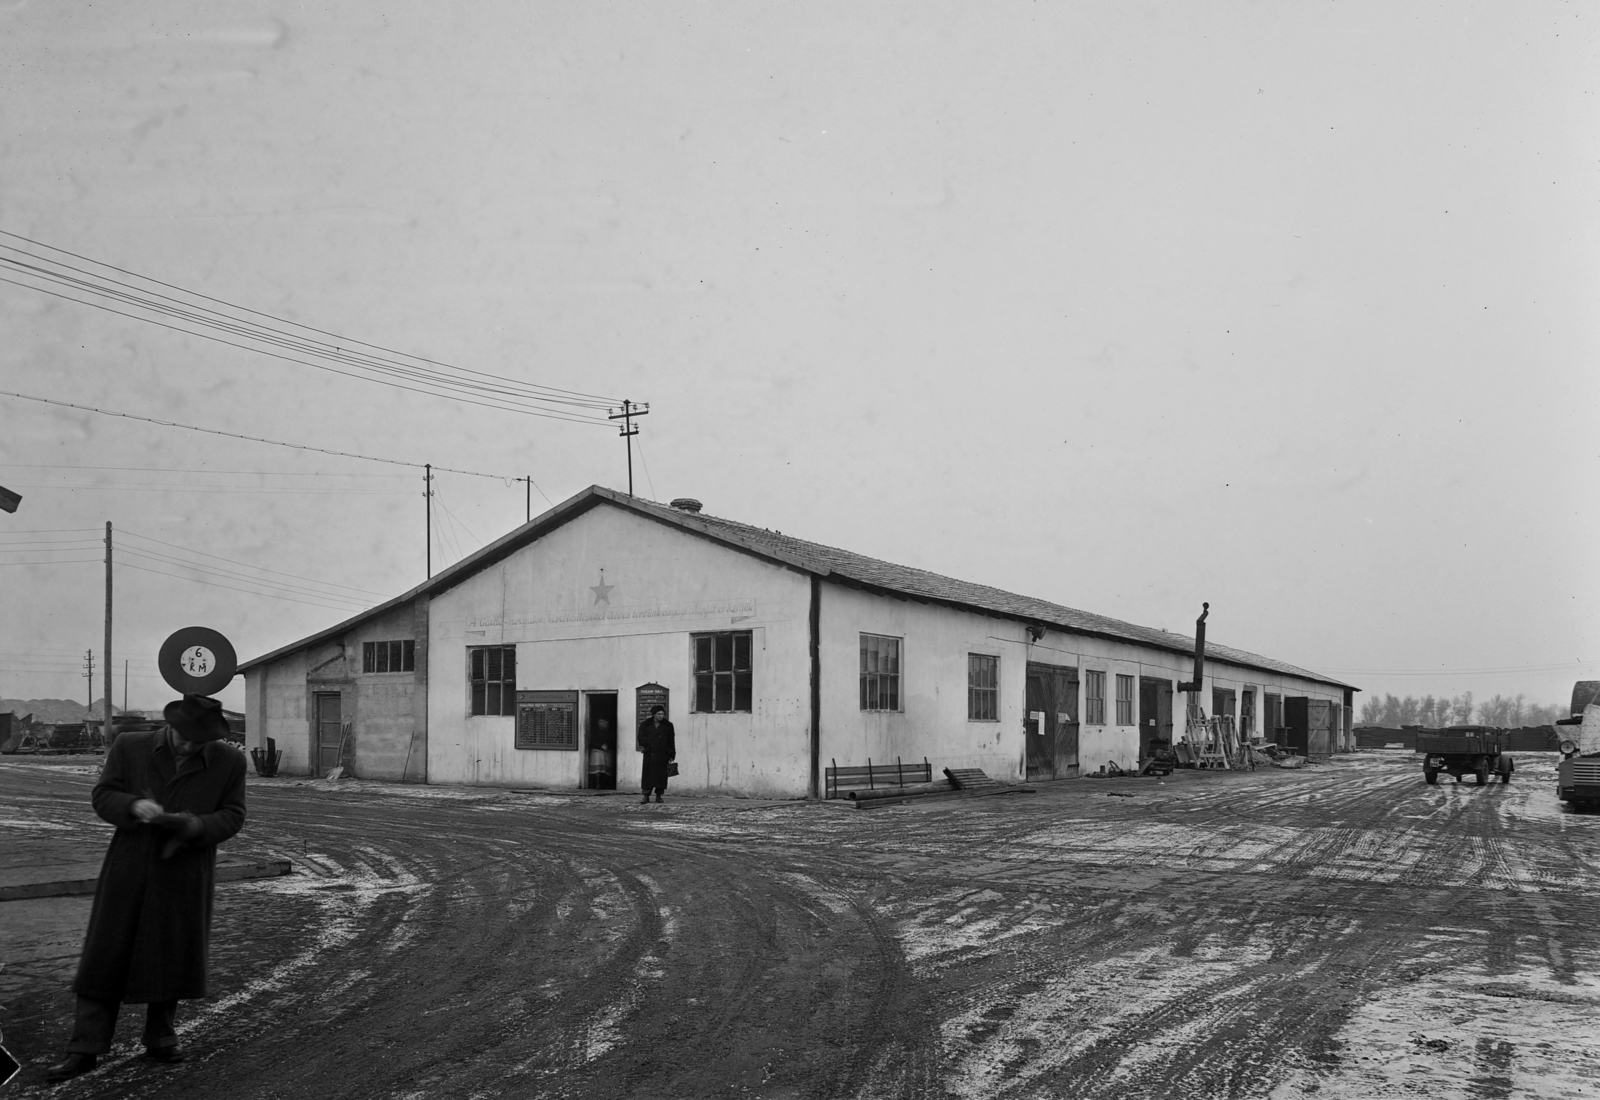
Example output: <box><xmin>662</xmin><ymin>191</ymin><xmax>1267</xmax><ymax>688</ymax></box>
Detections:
<box><xmin>637</xmin><ymin>719</ymin><xmax>676</xmax><ymax>790</ymax></box>
<box><xmin>74</xmin><ymin>729</ymin><xmax>247</xmax><ymax>1003</ymax></box>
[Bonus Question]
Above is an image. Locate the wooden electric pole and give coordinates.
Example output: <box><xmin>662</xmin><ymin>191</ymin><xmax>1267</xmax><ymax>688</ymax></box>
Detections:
<box><xmin>425</xmin><ymin>464</ymin><xmax>433</xmax><ymax>579</ymax></box>
<box><xmin>607</xmin><ymin>400</ymin><xmax>649</xmax><ymax>497</ymax></box>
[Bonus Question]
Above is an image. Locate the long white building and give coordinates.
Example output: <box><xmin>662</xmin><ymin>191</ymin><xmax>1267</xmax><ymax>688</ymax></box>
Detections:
<box><xmin>241</xmin><ymin>486</ymin><xmax>1355</xmax><ymax>796</ymax></box>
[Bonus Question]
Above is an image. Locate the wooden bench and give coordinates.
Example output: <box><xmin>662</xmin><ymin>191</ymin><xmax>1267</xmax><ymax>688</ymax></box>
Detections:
<box><xmin>825</xmin><ymin>757</ymin><xmax>932</xmax><ymax>799</ymax></box>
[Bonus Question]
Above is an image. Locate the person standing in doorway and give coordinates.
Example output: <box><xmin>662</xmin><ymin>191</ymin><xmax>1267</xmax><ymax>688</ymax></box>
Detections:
<box><xmin>587</xmin><ymin>718</ymin><xmax>615</xmax><ymax>789</ymax></box>
<box><xmin>637</xmin><ymin>705</ymin><xmax>676</xmax><ymax>804</ymax></box>
<box><xmin>46</xmin><ymin>694</ymin><xmax>247</xmax><ymax>1082</ymax></box>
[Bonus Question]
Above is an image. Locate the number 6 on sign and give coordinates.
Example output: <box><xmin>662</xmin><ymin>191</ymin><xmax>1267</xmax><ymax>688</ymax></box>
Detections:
<box><xmin>158</xmin><ymin>628</ymin><xmax>237</xmax><ymax>697</ymax></box>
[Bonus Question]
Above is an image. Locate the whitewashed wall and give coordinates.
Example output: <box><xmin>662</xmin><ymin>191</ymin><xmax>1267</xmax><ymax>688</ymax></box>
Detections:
<box><xmin>819</xmin><ymin>581</ymin><xmax>1349</xmax><ymax>782</ymax></box>
<box><xmin>246</xmin><ymin>650</ymin><xmax>309</xmax><ymax>774</ymax></box>
<box><xmin>427</xmin><ymin>504</ymin><xmax>813</xmax><ymax>795</ymax></box>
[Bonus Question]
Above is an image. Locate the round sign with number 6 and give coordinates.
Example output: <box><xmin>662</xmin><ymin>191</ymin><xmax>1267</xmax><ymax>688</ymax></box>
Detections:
<box><xmin>158</xmin><ymin>628</ymin><xmax>237</xmax><ymax>696</ymax></box>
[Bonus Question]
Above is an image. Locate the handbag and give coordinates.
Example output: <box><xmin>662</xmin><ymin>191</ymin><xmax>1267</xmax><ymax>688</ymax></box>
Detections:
<box><xmin>666</xmin><ymin>761</ymin><xmax>680</xmax><ymax>777</ymax></box>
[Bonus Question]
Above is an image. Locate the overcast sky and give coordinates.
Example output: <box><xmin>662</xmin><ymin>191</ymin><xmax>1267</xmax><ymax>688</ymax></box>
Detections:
<box><xmin>2</xmin><ymin>1</ymin><xmax>1595</xmax><ymax>715</ymax></box>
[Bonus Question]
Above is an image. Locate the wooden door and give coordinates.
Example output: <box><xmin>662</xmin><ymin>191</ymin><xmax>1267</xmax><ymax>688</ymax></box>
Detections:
<box><xmin>1308</xmin><ymin>700</ymin><xmax>1334</xmax><ymax>757</ymax></box>
<box><xmin>1139</xmin><ymin>679</ymin><xmax>1159</xmax><ymax>759</ymax></box>
<box><xmin>1139</xmin><ymin>677</ymin><xmax>1174</xmax><ymax>759</ymax></box>
<box><xmin>315</xmin><ymin>692</ymin><xmax>343</xmax><ymax>773</ymax></box>
<box><xmin>1026</xmin><ymin>664</ymin><xmax>1079</xmax><ymax>780</ymax></box>
<box><xmin>1024</xmin><ymin>669</ymin><xmax>1054</xmax><ymax>781</ymax></box>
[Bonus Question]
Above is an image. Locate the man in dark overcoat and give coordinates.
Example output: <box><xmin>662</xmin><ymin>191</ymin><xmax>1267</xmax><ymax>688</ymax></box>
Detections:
<box><xmin>637</xmin><ymin>705</ymin><xmax>676</xmax><ymax>804</ymax></box>
<box><xmin>46</xmin><ymin>694</ymin><xmax>247</xmax><ymax>1082</ymax></box>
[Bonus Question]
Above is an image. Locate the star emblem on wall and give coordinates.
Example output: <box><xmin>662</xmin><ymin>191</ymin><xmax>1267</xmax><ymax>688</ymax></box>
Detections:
<box><xmin>591</xmin><ymin>569</ymin><xmax>614</xmax><ymax>605</ymax></box>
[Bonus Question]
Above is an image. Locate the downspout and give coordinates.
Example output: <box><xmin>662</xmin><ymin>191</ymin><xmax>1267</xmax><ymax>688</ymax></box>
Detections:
<box><xmin>809</xmin><ymin>575</ymin><xmax>821</xmax><ymax>800</ymax></box>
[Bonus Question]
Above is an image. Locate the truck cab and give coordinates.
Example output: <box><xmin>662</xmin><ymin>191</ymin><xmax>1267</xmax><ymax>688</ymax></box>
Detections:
<box><xmin>1555</xmin><ymin>681</ymin><xmax>1600</xmax><ymax>810</ymax></box>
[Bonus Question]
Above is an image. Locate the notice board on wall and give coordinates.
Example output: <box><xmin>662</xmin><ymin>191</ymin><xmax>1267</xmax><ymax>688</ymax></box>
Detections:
<box><xmin>635</xmin><ymin>683</ymin><xmax>669</xmax><ymax>749</ymax></box>
<box><xmin>515</xmin><ymin>690</ymin><xmax>578</xmax><ymax>750</ymax></box>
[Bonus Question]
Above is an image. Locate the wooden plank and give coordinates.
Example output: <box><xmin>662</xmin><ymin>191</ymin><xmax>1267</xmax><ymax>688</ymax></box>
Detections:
<box><xmin>0</xmin><ymin>859</ymin><xmax>292</xmax><ymax>902</ymax></box>
<box><xmin>852</xmin><ymin>785</ymin><xmax>1035</xmax><ymax>809</ymax></box>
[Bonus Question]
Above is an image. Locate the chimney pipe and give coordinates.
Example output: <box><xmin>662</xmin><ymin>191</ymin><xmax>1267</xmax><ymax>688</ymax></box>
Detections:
<box><xmin>1176</xmin><ymin>602</ymin><xmax>1209</xmax><ymax>694</ymax></box>
<box><xmin>670</xmin><ymin>498</ymin><xmax>702</xmax><ymax>514</ymax></box>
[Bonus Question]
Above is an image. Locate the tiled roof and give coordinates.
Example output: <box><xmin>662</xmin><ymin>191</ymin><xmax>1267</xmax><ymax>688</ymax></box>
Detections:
<box><xmin>243</xmin><ymin>485</ymin><xmax>1354</xmax><ymax>690</ymax></box>
<box><xmin>618</xmin><ymin>493</ymin><xmax>1354</xmax><ymax>690</ymax></box>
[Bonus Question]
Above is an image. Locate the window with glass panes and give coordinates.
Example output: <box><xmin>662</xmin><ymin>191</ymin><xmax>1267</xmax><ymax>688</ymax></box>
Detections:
<box><xmin>692</xmin><ymin>631</ymin><xmax>752</xmax><ymax>713</ymax></box>
<box><xmin>469</xmin><ymin>646</ymin><xmax>516</xmax><ymax>716</ymax></box>
<box><xmin>1085</xmin><ymin>670</ymin><xmax>1106</xmax><ymax>724</ymax></box>
<box><xmin>363</xmin><ymin>640</ymin><xmax>415</xmax><ymax>674</ymax></box>
<box><xmin>859</xmin><ymin>634</ymin><xmax>901</xmax><ymax>711</ymax></box>
<box><xmin>968</xmin><ymin>654</ymin><xmax>998</xmax><ymax>720</ymax></box>
<box><xmin>1115</xmin><ymin>674</ymin><xmax>1134</xmax><ymax>725</ymax></box>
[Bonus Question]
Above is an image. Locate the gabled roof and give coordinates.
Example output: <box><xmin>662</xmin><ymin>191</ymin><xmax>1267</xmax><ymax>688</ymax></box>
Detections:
<box><xmin>242</xmin><ymin>485</ymin><xmax>1354</xmax><ymax>690</ymax></box>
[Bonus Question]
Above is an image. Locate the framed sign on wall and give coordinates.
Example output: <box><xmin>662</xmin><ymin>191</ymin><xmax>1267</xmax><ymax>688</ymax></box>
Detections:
<box><xmin>515</xmin><ymin>690</ymin><xmax>579</xmax><ymax>750</ymax></box>
<box><xmin>635</xmin><ymin>683</ymin><xmax>669</xmax><ymax>748</ymax></box>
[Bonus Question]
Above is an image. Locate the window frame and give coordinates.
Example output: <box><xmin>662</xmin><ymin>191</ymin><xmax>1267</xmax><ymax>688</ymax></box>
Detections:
<box><xmin>468</xmin><ymin>645</ymin><xmax>517</xmax><ymax>717</ymax></box>
<box><xmin>1115</xmin><ymin>673</ymin><xmax>1134</xmax><ymax>726</ymax></box>
<box><xmin>968</xmin><ymin>653</ymin><xmax>999</xmax><ymax>721</ymax></box>
<box><xmin>1085</xmin><ymin>669</ymin><xmax>1106</xmax><ymax>725</ymax></box>
<box><xmin>858</xmin><ymin>633</ymin><xmax>903</xmax><ymax>713</ymax></box>
<box><xmin>362</xmin><ymin>639</ymin><xmax>415</xmax><ymax>674</ymax></box>
<box><xmin>692</xmin><ymin>631</ymin><xmax>753</xmax><ymax>714</ymax></box>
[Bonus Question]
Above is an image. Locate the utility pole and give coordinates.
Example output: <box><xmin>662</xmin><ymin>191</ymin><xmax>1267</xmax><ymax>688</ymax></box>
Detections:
<box><xmin>425</xmin><ymin>464</ymin><xmax>433</xmax><ymax>579</ymax></box>
<box><xmin>525</xmin><ymin>475</ymin><xmax>531</xmax><ymax>523</ymax></box>
<box><xmin>83</xmin><ymin>649</ymin><xmax>94</xmax><ymax>720</ymax></box>
<box><xmin>124</xmin><ymin>660</ymin><xmax>129</xmax><ymax>717</ymax></box>
<box><xmin>104</xmin><ymin>521</ymin><xmax>113</xmax><ymax>745</ymax></box>
<box><xmin>607</xmin><ymin>400</ymin><xmax>649</xmax><ymax>497</ymax></box>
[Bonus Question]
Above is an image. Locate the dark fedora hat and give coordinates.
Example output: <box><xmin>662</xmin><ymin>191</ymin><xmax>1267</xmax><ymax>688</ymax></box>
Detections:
<box><xmin>163</xmin><ymin>695</ymin><xmax>231</xmax><ymax>742</ymax></box>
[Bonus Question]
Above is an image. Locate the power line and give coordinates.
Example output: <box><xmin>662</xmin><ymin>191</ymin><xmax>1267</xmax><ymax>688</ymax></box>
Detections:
<box><xmin>119</xmin><ymin>528</ymin><xmax>390</xmax><ymax>598</ymax></box>
<box><xmin>112</xmin><ymin>559</ymin><xmax>373</xmax><ymax>611</ymax></box>
<box><xmin>635</xmin><ymin>433</ymin><xmax>659</xmax><ymax>501</ymax></box>
<box><xmin>113</xmin><ymin>547</ymin><xmax>374</xmax><ymax>608</ymax></box>
<box><xmin>0</xmin><ymin>390</ymin><xmax>529</xmax><ymax>480</ymax></box>
<box><xmin>0</xmin><ymin>558</ymin><xmax>101</xmax><ymax>566</ymax></box>
<box><xmin>3</xmin><ymin>480</ymin><xmax>415</xmax><ymax>497</ymax></box>
<box><xmin>2</xmin><ymin>462</ymin><xmax>412</xmax><ymax>478</ymax></box>
<box><xmin>0</xmin><ymin>239</ymin><xmax>621</xmax><ymax>417</ymax></box>
<box><xmin>0</xmin><ymin>229</ymin><xmax>619</xmax><ymax>408</ymax></box>
<box><xmin>0</xmin><ymin>272</ymin><xmax>612</xmax><ymax>425</ymax></box>
<box><xmin>0</xmin><ymin>527</ymin><xmax>100</xmax><ymax>534</ymax></box>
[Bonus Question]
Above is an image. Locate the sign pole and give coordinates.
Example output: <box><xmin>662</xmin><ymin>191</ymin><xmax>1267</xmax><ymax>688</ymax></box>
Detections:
<box><xmin>104</xmin><ymin>522</ymin><xmax>113</xmax><ymax>745</ymax></box>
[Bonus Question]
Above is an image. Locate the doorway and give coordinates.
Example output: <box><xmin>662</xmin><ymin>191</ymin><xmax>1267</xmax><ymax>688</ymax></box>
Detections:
<box><xmin>584</xmin><ymin>693</ymin><xmax>618</xmax><ymax>790</ymax></box>
<box><xmin>1025</xmin><ymin>663</ymin><xmax>1079</xmax><ymax>780</ymax></box>
<box><xmin>1138</xmin><ymin>677</ymin><xmax>1174</xmax><ymax>761</ymax></box>
<box><xmin>314</xmin><ymin>692</ymin><xmax>343</xmax><ymax>774</ymax></box>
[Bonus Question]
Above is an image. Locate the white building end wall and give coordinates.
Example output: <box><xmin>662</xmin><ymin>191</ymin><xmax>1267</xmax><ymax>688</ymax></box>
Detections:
<box><xmin>246</xmin><ymin>651</ymin><xmax>310</xmax><ymax>774</ymax></box>
<box><xmin>427</xmin><ymin>504</ymin><xmax>814</xmax><ymax>796</ymax></box>
<box><xmin>242</xmin><ymin>599</ymin><xmax>426</xmax><ymax>780</ymax></box>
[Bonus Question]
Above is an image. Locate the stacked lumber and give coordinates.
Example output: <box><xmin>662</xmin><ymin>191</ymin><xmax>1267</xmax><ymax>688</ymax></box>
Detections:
<box><xmin>944</xmin><ymin>767</ymin><xmax>1005</xmax><ymax>792</ymax></box>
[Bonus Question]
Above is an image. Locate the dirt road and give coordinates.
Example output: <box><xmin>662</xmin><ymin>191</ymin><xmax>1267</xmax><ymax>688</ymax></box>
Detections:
<box><xmin>2</xmin><ymin>752</ymin><xmax>1597</xmax><ymax>1099</ymax></box>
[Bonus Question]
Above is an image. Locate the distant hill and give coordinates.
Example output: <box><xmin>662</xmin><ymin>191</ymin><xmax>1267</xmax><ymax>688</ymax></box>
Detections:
<box><xmin>0</xmin><ymin>698</ymin><xmax>140</xmax><ymax>724</ymax></box>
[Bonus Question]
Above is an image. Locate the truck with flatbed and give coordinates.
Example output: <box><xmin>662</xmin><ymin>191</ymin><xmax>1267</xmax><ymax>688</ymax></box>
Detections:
<box><xmin>1415</xmin><ymin>726</ymin><xmax>1513</xmax><ymax>786</ymax></box>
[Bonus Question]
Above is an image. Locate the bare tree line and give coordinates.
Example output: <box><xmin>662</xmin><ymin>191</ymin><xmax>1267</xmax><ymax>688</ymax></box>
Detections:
<box><xmin>1357</xmin><ymin>691</ymin><xmax>1568</xmax><ymax>729</ymax></box>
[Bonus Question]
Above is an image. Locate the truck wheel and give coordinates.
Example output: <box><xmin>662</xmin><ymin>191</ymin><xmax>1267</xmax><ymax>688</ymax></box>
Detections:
<box><xmin>1475</xmin><ymin>762</ymin><xmax>1489</xmax><ymax>786</ymax></box>
<box><xmin>1424</xmin><ymin>768</ymin><xmax>1438</xmax><ymax>786</ymax></box>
